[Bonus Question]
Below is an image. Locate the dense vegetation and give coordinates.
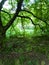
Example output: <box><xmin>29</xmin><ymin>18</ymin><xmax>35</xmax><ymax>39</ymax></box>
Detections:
<box><xmin>0</xmin><ymin>0</ymin><xmax>49</xmax><ymax>65</ymax></box>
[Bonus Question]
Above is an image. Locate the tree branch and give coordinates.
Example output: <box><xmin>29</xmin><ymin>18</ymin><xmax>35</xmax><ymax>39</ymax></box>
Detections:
<box><xmin>1</xmin><ymin>10</ymin><xmax>11</xmax><ymax>18</ymax></box>
<box><xmin>4</xmin><ymin>0</ymin><xmax>23</xmax><ymax>31</ymax></box>
<box><xmin>1</xmin><ymin>10</ymin><xmax>44</xmax><ymax>32</ymax></box>
<box><xmin>17</xmin><ymin>15</ymin><xmax>35</xmax><ymax>25</ymax></box>
<box><xmin>21</xmin><ymin>9</ymin><xmax>48</xmax><ymax>25</ymax></box>
<box><xmin>0</xmin><ymin>12</ymin><xmax>4</xmax><ymax>32</ymax></box>
<box><xmin>17</xmin><ymin>15</ymin><xmax>44</xmax><ymax>32</ymax></box>
<box><xmin>0</xmin><ymin>0</ymin><xmax>7</xmax><ymax>34</ymax></box>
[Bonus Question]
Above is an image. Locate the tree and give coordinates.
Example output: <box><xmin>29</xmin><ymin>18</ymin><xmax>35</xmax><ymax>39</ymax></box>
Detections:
<box><xmin>0</xmin><ymin>0</ymin><xmax>49</xmax><ymax>65</ymax></box>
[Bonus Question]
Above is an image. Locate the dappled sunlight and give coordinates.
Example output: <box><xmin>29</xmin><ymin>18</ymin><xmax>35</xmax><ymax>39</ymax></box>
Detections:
<box><xmin>0</xmin><ymin>0</ymin><xmax>49</xmax><ymax>65</ymax></box>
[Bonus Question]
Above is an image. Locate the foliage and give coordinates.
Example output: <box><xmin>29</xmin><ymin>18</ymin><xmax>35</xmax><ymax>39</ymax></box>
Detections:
<box><xmin>0</xmin><ymin>0</ymin><xmax>49</xmax><ymax>65</ymax></box>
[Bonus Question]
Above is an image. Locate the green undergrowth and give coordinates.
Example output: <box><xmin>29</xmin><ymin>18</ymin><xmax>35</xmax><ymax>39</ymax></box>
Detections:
<box><xmin>0</xmin><ymin>35</ymin><xmax>49</xmax><ymax>65</ymax></box>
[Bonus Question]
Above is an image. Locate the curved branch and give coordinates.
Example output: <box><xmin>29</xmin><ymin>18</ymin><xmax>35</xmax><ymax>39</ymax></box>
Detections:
<box><xmin>17</xmin><ymin>15</ymin><xmax>35</xmax><ymax>25</ymax></box>
<box><xmin>1</xmin><ymin>10</ymin><xmax>11</xmax><ymax>18</ymax></box>
<box><xmin>21</xmin><ymin>9</ymin><xmax>48</xmax><ymax>25</ymax></box>
<box><xmin>17</xmin><ymin>15</ymin><xmax>44</xmax><ymax>31</ymax></box>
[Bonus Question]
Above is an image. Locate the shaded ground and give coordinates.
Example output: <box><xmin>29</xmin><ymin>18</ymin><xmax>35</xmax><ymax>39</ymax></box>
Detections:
<box><xmin>0</xmin><ymin>35</ymin><xmax>49</xmax><ymax>65</ymax></box>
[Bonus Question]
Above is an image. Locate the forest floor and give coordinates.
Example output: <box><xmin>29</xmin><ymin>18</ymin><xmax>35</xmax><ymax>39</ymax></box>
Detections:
<box><xmin>0</xmin><ymin>35</ymin><xmax>49</xmax><ymax>65</ymax></box>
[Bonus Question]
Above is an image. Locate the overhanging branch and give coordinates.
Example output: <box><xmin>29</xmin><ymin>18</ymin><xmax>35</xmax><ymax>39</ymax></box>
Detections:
<box><xmin>17</xmin><ymin>15</ymin><xmax>35</xmax><ymax>25</ymax></box>
<box><xmin>17</xmin><ymin>15</ymin><xmax>44</xmax><ymax>31</ymax></box>
<box><xmin>4</xmin><ymin>0</ymin><xmax>23</xmax><ymax>31</ymax></box>
<box><xmin>21</xmin><ymin>9</ymin><xmax>48</xmax><ymax>25</ymax></box>
<box><xmin>1</xmin><ymin>10</ymin><xmax>11</xmax><ymax>18</ymax></box>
